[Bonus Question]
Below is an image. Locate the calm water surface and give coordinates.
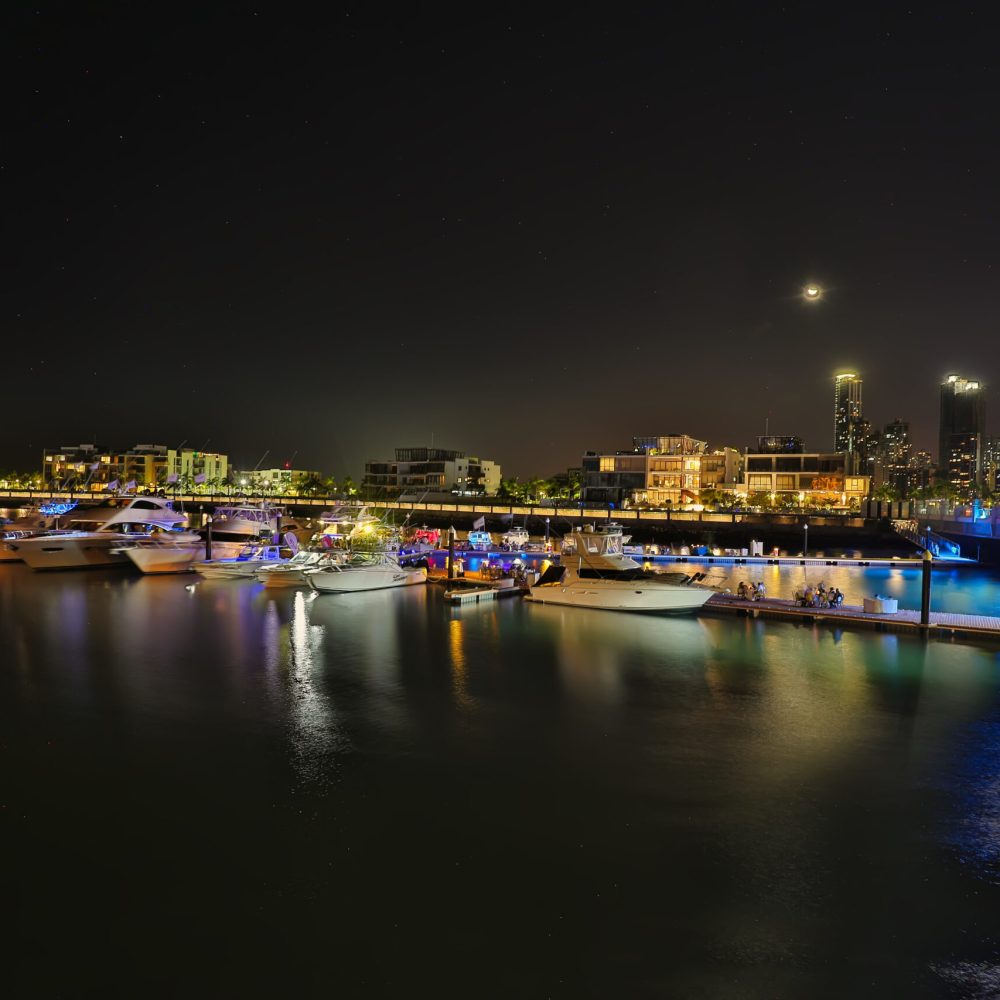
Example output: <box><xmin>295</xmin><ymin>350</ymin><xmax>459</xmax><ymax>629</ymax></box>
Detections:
<box><xmin>3</xmin><ymin>564</ymin><xmax>1000</xmax><ymax>998</ymax></box>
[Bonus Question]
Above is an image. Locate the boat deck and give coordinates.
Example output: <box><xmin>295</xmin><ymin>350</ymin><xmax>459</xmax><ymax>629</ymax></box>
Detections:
<box><xmin>702</xmin><ymin>593</ymin><xmax>1000</xmax><ymax>641</ymax></box>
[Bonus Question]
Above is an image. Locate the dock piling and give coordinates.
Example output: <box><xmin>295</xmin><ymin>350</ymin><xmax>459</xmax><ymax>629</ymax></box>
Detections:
<box><xmin>920</xmin><ymin>549</ymin><xmax>932</xmax><ymax>626</ymax></box>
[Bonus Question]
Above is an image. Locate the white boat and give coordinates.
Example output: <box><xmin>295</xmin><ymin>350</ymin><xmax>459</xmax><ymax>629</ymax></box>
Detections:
<box><xmin>525</xmin><ymin>528</ymin><xmax>712</xmax><ymax>613</ymax></box>
<box><xmin>0</xmin><ymin>501</ymin><xmax>85</xmax><ymax>562</ymax></box>
<box><xmin>256</xmin><ymin>550</ymin><xmax>341</xmax><ymax>587</ymax></box>
<box><xmin>118</xmin><ymin>534</ymin><xmax>245</xmax><ymax>574</ymax></box>
<box><xmin>12</xmin><ymin>497</ymin><xmax>188</xmax><ymax>571</ymax></box>
<box><xmin>195</xmin><ymin>543</ymin><xmax>287</xmax><ymax>580</ymax></box>
<box><xmin>316</xmin><ymin>505</ymin><xmax>380</xmax><ymax>545</ymax></box>
<box><xmin>467</xmin><ymin>530</ymin><xmax>493</xmax><ymax>550</ymax></box>
<box><xmin>525</xmin><ymin>565</ymin><xmax>713</xmax><ymax>613</ymax></box>
<box><xmin>500</xmin><ymin>526</ymin><xmax>530</xmax><ymax>549</ymax></box>
<box><xmin>209</xmin><ymin>503</ymin><xmax>284</xmax><ymax>541</ymax></box>
<box><xmin>558</xmin><ymin>526</ymin><xmax>639</xmax><ymax>572</ymax></box>
<box><xmin>308</xmin><ymin>554</ymin><xmax>427</xmax><ymax>593</ymax></box>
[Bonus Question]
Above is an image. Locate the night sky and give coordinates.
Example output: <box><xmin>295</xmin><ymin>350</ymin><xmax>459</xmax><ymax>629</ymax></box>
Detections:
<box><xmin>6</xmin><ymin>4</ymin><xmax>999</xmax><ymax>478</ymax></box>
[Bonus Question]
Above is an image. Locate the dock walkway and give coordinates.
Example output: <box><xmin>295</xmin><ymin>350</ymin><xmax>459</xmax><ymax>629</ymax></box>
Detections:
<box><xmin>703</xmin><ymin>593</ymin><xmax>1000</xmax><ymax>641</ymax></box>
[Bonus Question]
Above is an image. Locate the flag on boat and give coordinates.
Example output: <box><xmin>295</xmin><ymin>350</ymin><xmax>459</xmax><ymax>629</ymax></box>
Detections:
<box><xmin>166</xmin><ymin>473</ymin><xmax>179</xmax><ymax>485</ymax></box>
<box><xmin>124</xmin><ymin>480</ymin><xmax>136</xmax><ymax>491</ymax></box>
<box><xmin>106</xmin><ymin>479</ymin><xmax>119</xmax><ymax>491</ymax></box>
<box><xmin>88</xmin><ymin>462</ymin><xmax>100</xmax><ymax>471</ymax></box>
<box><xmin>472</xmin><ymin>515</ymin><xmax>486</xmax><ymax>530</ymax></box>
<box><xmin>194</xmin><ymin>472</ymin><xmax>207</xmax><ymax>484</ymax></box>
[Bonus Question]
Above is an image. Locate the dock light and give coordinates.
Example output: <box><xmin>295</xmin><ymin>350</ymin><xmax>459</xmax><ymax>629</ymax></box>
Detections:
<box><xmin>803</xmin><ymin>284</ymin><xmax>822</xmax><ymax>301</ymax></box>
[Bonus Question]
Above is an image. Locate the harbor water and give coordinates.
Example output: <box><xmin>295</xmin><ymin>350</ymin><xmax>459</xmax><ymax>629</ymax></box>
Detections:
<box><xmin>4</xmin><ymin>563</ymin><xmax>1000</xmax><ymax>997</ymax></box>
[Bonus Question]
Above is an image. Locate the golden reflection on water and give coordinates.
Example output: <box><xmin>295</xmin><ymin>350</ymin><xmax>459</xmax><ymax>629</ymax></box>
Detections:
<box><xmin>449</xmin><ymin>617</ymin><xmax>478</xmax><ymax>713</ymax></box>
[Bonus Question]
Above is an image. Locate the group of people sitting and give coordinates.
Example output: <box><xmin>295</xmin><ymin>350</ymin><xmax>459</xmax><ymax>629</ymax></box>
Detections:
<box><xmin>794</xmin><ymin>582</ymin><xmax>845</xmax><ymax>608</ymax></box>
<box><xmin>736</xmin><ymin>581</ymin><xmax>767</xmax><ymax>601</ymax></box>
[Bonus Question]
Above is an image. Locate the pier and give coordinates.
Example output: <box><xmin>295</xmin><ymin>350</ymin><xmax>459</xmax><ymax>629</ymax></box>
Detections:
<box><xmin>702</xmin><ymin>593</ymin><xmax>1000</xmax><ymax>643</ymax></box>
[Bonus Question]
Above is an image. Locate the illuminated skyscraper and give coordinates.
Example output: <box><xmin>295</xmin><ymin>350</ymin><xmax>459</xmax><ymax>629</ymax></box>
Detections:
<box><xmin>833</xmin><ymin>372</ymin><xmax>864</xmax><ymax>473</ymax></box>
<box><xmin>939</xmin><ymin>374</ymin><xmax>986</xmax><ymax>493</ymax></box>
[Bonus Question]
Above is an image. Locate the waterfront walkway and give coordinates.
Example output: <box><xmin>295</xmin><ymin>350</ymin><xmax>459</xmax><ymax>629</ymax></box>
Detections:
<box><xmin>645</xmin><ymin>553</ymin><xmax>973</xmax><ymax>568</ymax></box>
<box><xmin>703</xmin><ymin>593</ymin><xmax>1000</xmax><ymax>640</ymax></box>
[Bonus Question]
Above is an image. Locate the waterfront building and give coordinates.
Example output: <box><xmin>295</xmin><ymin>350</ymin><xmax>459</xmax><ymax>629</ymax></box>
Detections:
<box><xmin>984</xmin><ymin>437</ymin><xmax>1000</xmax><ymax>494</ymax></box>
<box><xmin>833</xmin><ymin>372</ymin><xmax>865</xmax><ymax>474</ymax></box>
<box><xmin>166</xmin><ymin>448</ymin><xmax>229</xmax><ymax>488</ymax></box>
<box><xmin>43</xmin><ymin>443</ymin><xmax>109</xmax><ymax>488</ymax></box>
<box><xmin>939</xmin><ymin>374</ymin><xmax>987</xmax><ymax>493</ymax></box>
<box><xmin>235</xmin><ymin>467</ymin><xmax>320</xmax><ymax>493</ymax></box>
<box><xmin>580</xmin><ymin>435</ymin><xmax>743</xmax><ymax>507</ymax></box>
<box><xmin>743</xmin><ymin>448</ymin><xmax>870</xmax><ymax>506</ymax></box>
<box><xmin>43</xmin><ymin>443</ymin><xmax>230</xmax><ymax>490</ymax></box>
<box><xmin>363</xmin><ymin>448</ymin><xmax>501</xmax><ymax>497</ymax></box>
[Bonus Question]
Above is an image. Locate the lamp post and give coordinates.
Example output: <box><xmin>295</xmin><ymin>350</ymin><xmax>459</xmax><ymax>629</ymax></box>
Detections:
<box><xmin>545</xmin><ymin>516</ymin><xmax>550</xmax><ymax>549</ymax></box>
<box><xmin>803</xmin><ymin>521</ymin><xmax>808</xmax><ymax>558</ymax></box>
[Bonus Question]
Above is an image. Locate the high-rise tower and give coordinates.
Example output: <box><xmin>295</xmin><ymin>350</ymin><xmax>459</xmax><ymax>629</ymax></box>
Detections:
<box><xmin>833</xmin><ymin>372</ymin><xmax>864</xmax><ymax>473</ymax></box>
<box><xmin>939</xmin><ymin>374</ymin><xmax>986</xmax><ymax>492</ymax></box>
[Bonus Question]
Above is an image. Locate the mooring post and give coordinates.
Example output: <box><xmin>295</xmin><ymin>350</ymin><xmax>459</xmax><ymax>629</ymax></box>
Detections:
<box><xmin>205</xmin><ymin>515</ymin><xmax>213</xmax><ymax>561</ymax></box>
<box><xmin>448</xmin><ymin>525</ymin><xmax>456</xmax><ymax>580</ymax></box>
<box><xmin>920</xmin><ymin>549</ymin><xmax>932</xmax><ymax>626</ymax></box>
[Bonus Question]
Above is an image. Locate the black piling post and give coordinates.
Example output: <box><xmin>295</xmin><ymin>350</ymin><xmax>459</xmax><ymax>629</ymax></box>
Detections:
<box><xmin>205</xmin><ymin>515</ymin><xmax>213</xmax><ymax>561</ymax></box>
<box><xmin>920</xmin><ymin>549</ymin><xmax>932</xmax><ymax>626</ymax></box>
<box><xmin>448</xmin><ymin>525</ymin><xmax>456</xmax><ymax>580</ymax></box>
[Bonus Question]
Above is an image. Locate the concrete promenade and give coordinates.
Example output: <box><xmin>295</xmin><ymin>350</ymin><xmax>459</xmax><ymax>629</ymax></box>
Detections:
<box><xmin>703</xmin><ymin>593</ymin><xmax>1000</xmax><ymax>642</ymax></box>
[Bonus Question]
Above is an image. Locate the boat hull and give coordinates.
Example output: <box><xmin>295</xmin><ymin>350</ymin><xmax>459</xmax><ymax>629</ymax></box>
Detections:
<box><xmin>196</xmin><ymin>560</ymin><xmax>283</xmax><ymax>580</ymax></box>
<box><xmin>525</xmin><ymin>581</ymin><xmax>712</xmax><ymax>613</ymax></box>
<box><xmin>309</xmin><ymin>567</ymin><xmax>427</xmax><ymax>593</ymax></box>
<box><xmin>123</xmin><ymin>540</ymin><xmax>244</xmax><ymax>574</ymax></box>
<box><xmin>13</xmin><ymin>535</ymin><xmax>136</xmax><ymax>570</ymax></box>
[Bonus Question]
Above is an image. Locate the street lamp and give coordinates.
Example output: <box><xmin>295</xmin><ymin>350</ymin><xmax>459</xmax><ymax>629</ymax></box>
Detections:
<box><xmin>803</xmin><ymin>284</ymin><xmax>822</xmax><ymax>302</ymax></box>
<box><xmin>803</xmin><ymin>521</ymin><xmax>808</xmax><ymax>558</ymax></box>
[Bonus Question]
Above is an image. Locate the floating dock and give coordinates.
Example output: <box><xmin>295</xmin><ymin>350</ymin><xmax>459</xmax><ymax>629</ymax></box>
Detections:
<box><xmin>445</xmin><ymin>587</ymin><xmax>499</xmax><ymax>605</ymax></box>
<box><xmin>702</xmin><ymin>593</ymin><xmax>1000</xmax><ymax>642</ymax></box>
<box><xmin>632</xmin><ymin>553</ymin><xmax>974</xmax><ymax>568</ymax></box>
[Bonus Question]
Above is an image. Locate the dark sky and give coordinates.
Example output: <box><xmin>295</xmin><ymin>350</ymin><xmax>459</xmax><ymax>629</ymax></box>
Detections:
<box><xmin>5</xmin><ymin>3</ymin><xmax>998</xmax><ymax>477</ymax></box>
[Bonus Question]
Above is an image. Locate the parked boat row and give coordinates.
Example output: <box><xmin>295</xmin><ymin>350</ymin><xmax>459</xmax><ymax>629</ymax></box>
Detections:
<box><xmin>2</xmin><ymin>503</ymin><xmax>713</xmax><ymax>614</ymax></box>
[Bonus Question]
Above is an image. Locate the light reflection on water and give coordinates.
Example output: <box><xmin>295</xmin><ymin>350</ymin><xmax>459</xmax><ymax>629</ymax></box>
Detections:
<box><xmin>3</xmin><ymin>563</ymin><xmax>1000</xmax><ymax>996</ymax></box>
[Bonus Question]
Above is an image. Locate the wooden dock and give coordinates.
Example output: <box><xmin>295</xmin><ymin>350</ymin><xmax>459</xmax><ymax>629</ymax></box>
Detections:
<box><xmin>702</xmin><ymin>593</ymin><xmax>1000</xmax><ymax>643</ymax></box>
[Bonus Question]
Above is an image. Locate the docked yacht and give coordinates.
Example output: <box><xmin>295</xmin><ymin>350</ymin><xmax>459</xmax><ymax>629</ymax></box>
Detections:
<box><xmin>195</xmin><ymin>543</ymin><xmax>287</xmax><ymax>580</ymax></box>
<box><xmin>12</xmin><ymin>497</ymin><xmax>189</xmax><ymax>571</ymax></box>
<box><xmin>308</xmin><ymin>554</ymin><xmax>426</xmax><ymax>594</ymax></box>
<box><xmin>500</xmin><ymin>526</ymin><xmax>530</xmax><ymax>549</ymax></box>
<box><xmin>525</xmin><ymin>565</ymin><xmax>713</xmax><ymax>613</ymax></box>
<box><xmin>0</xmin><ymin>501</ymin><xmax>83</xmax><ymax>562</ymax></box>
<box><xmin>316</xmin><ymin>505</ymin><xmax>380</xmax><ymax>546</ymax></box>
<box><xmin>117</xmin><ymin>532</ymin><xmax>244</xmax><ymax>574</ymax></box>
<box><xmin>525</xmin><ymin>528</ymin><xmax>712</xmax><ymax>613</ymax></box>
<box><xmin>467</xmin><ymin>530</ymin><xmax>493</xmax><ymax>550</ymax></box>
<box><xmin>256</xmin><ymin>550</ymin><xmax>341</xmax><ymax>588</ymax></box>
<box><xmin>209</xmin><ymin>503</ymin><xmax>284</xmax><ymax>541</ymax></box>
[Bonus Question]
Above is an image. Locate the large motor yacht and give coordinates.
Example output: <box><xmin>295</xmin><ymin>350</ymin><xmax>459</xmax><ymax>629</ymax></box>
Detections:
<box><xmin>11</xmin><ymin>497</ymin><xmax>189</xmax><ymax>570</ymax></box>
<box><xmin>526</xmin><ymin>527</ymin><xmax>712</xmax><ymax>613</ymax></box>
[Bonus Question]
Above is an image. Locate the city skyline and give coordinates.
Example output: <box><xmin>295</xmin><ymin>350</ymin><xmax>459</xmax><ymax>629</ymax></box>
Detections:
<box><xmin>7</xmin><ymin>361</ymin><xmax>990</xmax><ymax>484</ymax></box>
<box><xmin>5</xmin><ymin>8</ymin><xmax>1000</xmax><ymax>478</ymax></box>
